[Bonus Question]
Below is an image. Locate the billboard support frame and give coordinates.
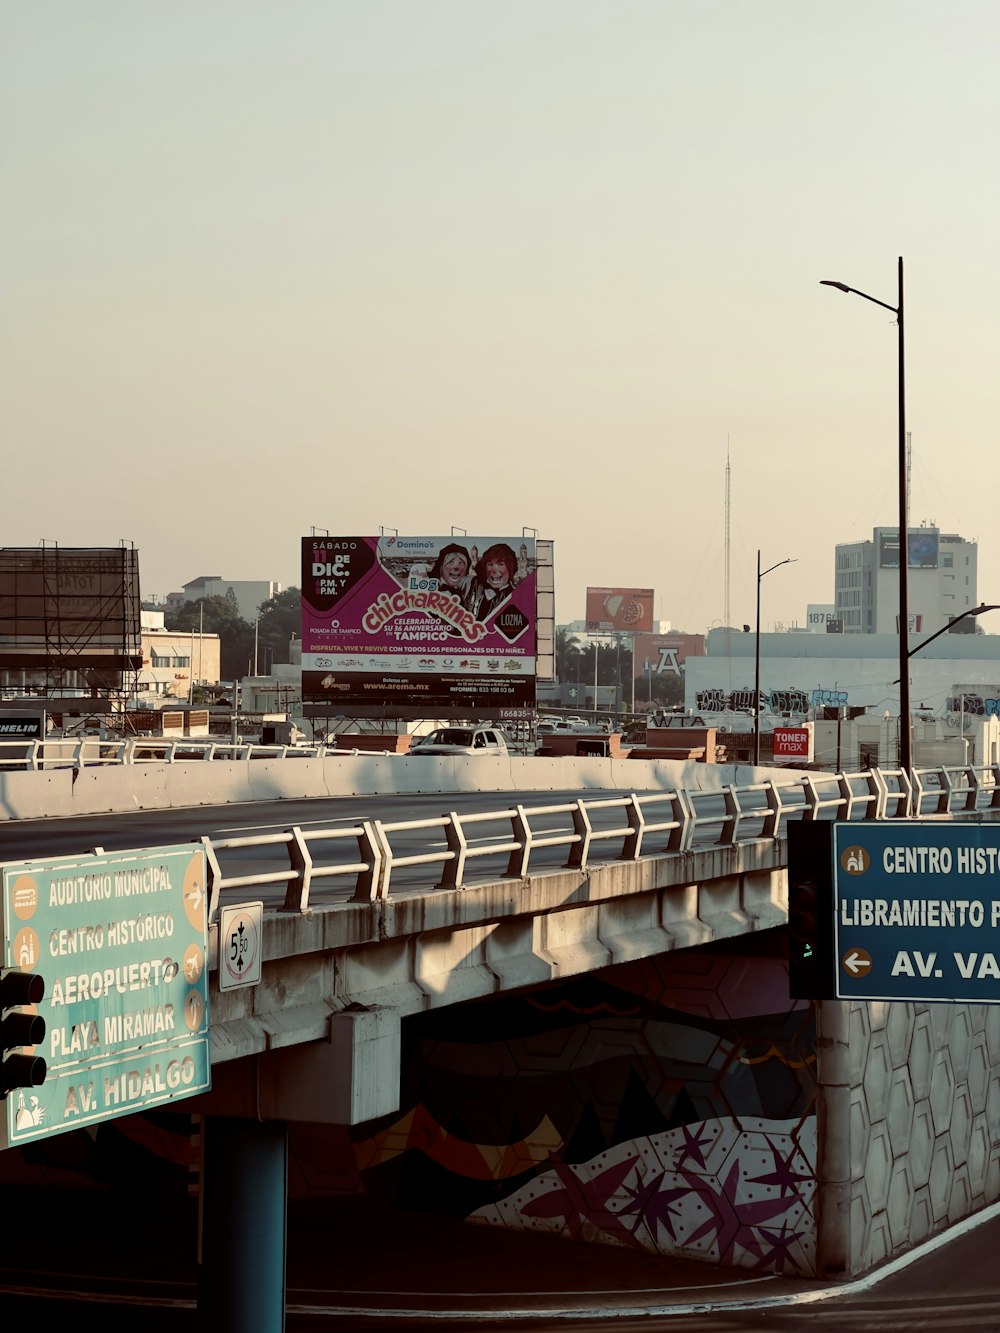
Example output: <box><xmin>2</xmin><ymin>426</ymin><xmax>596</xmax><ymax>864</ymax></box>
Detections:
<box><xmin>0</xmin><ymin>543</ymin><xmax>143</xmax><ymax>708</ymax></box>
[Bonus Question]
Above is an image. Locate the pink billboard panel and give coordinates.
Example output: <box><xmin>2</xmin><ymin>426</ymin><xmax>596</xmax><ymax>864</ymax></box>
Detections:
<box><xmin>585</xmin><ymin>587</ymin><xmax>654</xmax><ymax>634</ymax></box>
<box><xmin>301</xmin><ymin>536</ymin><xmax>537</xmax><ymax>717</ymax></box>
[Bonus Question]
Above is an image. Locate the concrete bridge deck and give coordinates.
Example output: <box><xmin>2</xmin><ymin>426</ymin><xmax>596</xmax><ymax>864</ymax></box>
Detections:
<box><xmin>6</xmin><ymin>752</ymin><xmax>1000</xmax><ymax>1294</ymax></box>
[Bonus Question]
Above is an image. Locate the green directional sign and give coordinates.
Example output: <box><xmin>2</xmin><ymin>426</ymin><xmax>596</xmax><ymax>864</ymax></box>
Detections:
<box><xmin>2</xmin><ymin>844</ymin><xmax>211</xmax><ymax>1147</ymax></box>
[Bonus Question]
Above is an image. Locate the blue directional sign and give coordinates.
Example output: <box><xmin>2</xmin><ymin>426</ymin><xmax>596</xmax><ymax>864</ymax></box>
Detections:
<box><xmin>2</xmin><ymin>844</ymin><xmax>211</xmax><ymax>1146</ymax></box>
<box><xmin>833</xmin><ymin>821</ymin><xmax>1000</xmax><ymax>1003</ymax></box>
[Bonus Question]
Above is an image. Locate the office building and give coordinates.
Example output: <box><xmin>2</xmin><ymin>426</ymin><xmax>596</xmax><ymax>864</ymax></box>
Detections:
<box><xmin>834</xmin><ymin>526</ymin><xmax>977</xmax><ymax>636</ymax></box>
<box><xmin>166</xmin><ymin>576</ymin><xmax>283</xmax><ymax>624</ymax></box>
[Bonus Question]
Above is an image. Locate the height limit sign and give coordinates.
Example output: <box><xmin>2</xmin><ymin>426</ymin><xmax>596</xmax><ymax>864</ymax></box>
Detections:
<box><xmin>219</xmin><ymin>902</ymin><xmax>263</xmax><ymax>992</ymax></box>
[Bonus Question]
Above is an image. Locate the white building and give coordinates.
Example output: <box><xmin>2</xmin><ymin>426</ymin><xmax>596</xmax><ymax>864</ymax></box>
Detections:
<box><xmin>834</xmin><ymin>526</ymin><xmax>977</xmax><ymax>636</ymax></box>
<box><xmin>792</xmin><ymin>604</ymin><xmax>837</xmax><ymax>634</ymax></box>
<box><xmin>167</xmin><ymin>576</ymin><xmax>283</xmax><ymax>624</ymax></box>
<box><xmin>686</xmin><ymin>626</ymin><xmax>1000</xmax><ymax>734</ymax></box>
<box><xmin>135</xmin><ymin>610</ymin><xmax>221</xmax><ymax>702</ymax></box>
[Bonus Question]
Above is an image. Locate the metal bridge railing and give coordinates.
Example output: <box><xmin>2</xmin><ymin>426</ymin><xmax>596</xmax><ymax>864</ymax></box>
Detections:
<box><xmin>192</xmin><ymin>764</ymin><xmax>1000</xmax><ymax>922</ymax></box>
<box><xmin>0</xmin><ymin>736</ymin><xmax>342</xmax><ymax>769</ymax></box>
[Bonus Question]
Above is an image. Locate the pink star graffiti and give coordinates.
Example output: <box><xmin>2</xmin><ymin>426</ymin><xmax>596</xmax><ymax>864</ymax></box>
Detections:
<box><xmin>679</xmin><ymin>1160</ymin><xmax>802</xmax><ymax>1266</ymax></box>
<box><xmin>521</xmin><ymin>1155</ymin><xmax>640</xmax><ymax>1246</ymax></box>
<box><xmin>746</xmin><ymin>1134</ymin><xmax>812</xmax><ymax>1197</ymax></box>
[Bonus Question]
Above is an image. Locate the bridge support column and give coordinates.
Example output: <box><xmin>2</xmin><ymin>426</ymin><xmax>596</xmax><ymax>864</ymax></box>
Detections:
<box><xmin>199</xmin><ymin>1115</ymin><xmax>288</xmax><ymax>1333</ymax></box>
<box><xmin>815</xmin><ymin>1000</ymin><xmax>851</xmax><ymax>1276</ymax></box>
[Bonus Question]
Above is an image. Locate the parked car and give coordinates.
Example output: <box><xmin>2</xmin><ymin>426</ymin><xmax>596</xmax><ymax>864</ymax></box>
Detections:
<box><xmin>536</xmin><ymin>720</ymin><xmax>576</xmax><ymax>736</ymax></box>
<box><xmin>409</xmin><ymin>726</ymin><xmax>510</xmax><ymax>756</ymax></box>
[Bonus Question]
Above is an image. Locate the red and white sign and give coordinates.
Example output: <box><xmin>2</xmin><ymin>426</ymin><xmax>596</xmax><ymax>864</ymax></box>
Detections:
<box><xmin>586</xmin><ymin>587</ymin><xmax>654</xmax><ymax>634</ymax></box>
<box><xmin>773</xmin><ymin>727</ymin><xmax>811</xmax><ymax>759</ymax></box>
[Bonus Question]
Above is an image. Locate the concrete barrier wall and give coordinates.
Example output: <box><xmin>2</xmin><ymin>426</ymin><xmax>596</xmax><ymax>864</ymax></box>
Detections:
<box><xmin>0</xmin><ymin>754</ymin><xmax>785</xmax><ymax>821</ymax></box>
<box><xmin>0</xmin><ymin>769</ymin><xmax>77</xmax><ymax>822</ymax></box>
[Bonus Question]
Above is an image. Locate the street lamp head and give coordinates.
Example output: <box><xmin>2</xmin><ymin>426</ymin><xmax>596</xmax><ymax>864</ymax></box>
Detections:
<box><xmin>752</xmin><ymin>550</ymin><xmax>796</xmax><ymax>766</ymax></box>
<box><xmin>820</xmin><ymin>280</ymin><xmax>851</xmax><ymax>292</ymax></box>
<box><xmin>759</xmin><ymin>556</ymin><xmax>797</xmax><ymax>580</ymax></box>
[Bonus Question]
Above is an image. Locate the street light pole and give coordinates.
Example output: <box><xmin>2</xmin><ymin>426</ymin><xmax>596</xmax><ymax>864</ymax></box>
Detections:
<box><xmin>754</xmin><ymin>552</ymin><xmax>762</xmax><ymax>765</ymax></box>
<box><xmin>821</xmin><ymin>257</ymin><xmax>909</xmax><ymax>770</ymax></box>
<box><xmin>892</xmin><ymin>604</ymin><xmax>1000</xmax><ymax>762</ymax></box>
<box><xmin>753</xmin><ymin>550</ymin><xmax>796</xmax><ymax>766</ymax></box>
<box><xmin>896</xmin><ymin>259</ymin><xmax>909</xmax><ymax>770</ymax></box>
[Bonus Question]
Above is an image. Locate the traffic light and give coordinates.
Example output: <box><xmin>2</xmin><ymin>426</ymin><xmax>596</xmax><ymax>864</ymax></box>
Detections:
<box><xmin>786</xmin><ymin>822</ymin><xmax>835</xmax><ymax>1000</ymax></box>
<box><xmin>787</xmin><ymin>875</ymin><xmax>825</xmax><ymax>998</ymax></box>
<box><xmin>0</xmin><ymin>968</ymin><xmax>46</xmax><ymax>1098</ymax></box>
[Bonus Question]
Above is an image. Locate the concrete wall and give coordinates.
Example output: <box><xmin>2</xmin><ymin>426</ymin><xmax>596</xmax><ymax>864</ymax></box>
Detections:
<box><xmin>817</xmin><ymin>999</ymin><xmax>1000</xmax><ymax>1276</ymax></box>
<box><xmin>810</xmin><ymin>714</ymin><xmax>1000</xmax><ymax>772</ymax></box>
<box><xmin>0</xmin><ymin>753</ymin><xmax>785</xmax><ymax>822</ymax></box>
<box><xmin>689</xmin><ymin>628</ymin><xmax>1000</xmax><ymax>726</ymax></box>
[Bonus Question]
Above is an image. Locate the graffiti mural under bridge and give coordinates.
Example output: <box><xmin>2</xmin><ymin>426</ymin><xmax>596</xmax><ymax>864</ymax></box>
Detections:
<box><xmin>0</xmin><ymin>939</ymin><xmax>821</xmax><ymax>1277</ymax></box>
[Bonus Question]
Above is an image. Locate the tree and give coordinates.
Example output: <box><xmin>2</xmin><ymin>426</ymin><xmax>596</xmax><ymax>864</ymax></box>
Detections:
<box><xmin>636</xmin><ymin>669</ymin><xmax>685</xmax><ymax>709</ymax></box>
<box><xmin>254</xmin><ymin>588</ymin><xmax>301</xmax><ymax>668</ymax></box>
<box><xmin>163</xmin><ymin>596</ymin><xmax>255</xmax><ymax>682</ymax></box>
<box><xmin>555</xmin><ymin>627</ymin><xmax>585</xmax><ymax>684</ymax></box>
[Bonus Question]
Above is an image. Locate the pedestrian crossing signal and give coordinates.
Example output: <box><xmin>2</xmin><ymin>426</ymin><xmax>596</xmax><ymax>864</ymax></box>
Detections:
<box><xmin>0</xmin><ymin>968</ymin><xmax>47</xmax><ymax>1098</ymax></box>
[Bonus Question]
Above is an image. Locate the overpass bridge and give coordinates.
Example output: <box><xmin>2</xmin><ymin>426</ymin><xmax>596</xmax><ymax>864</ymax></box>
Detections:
<box><xmin>4</xmin><ymin>750</ymin><xmax>1000</xmax><ymax>1330</ymax></box>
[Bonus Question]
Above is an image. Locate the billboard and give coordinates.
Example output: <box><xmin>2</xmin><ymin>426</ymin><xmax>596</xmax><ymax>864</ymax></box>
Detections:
<box><xmin>877</xmin><ymin>529</ymin><xmax>939</xmax><ymax>570</ymax></box>
<box><xmin>0</xmin><ymin>545</ymin><xmax>142</xmax><ymax>674</ymax></box>
<box><xmin>907</xmin><ymin>529</ymin><xmax>939</xmax><ymax>568</ymax></box>
<box><xmin>585</xmin><ymin>588</ymin><xmax>654</xmax><ymax>634</ymax></box>
<box><xmin>877</xmin><ymin>529</ymin><xmax>899</xmax><ymax>568</ymax></box>
<box><xmin>301</xmin><ymin>536</ymin><xmax>538</xmax><ymax>717</ymax></box>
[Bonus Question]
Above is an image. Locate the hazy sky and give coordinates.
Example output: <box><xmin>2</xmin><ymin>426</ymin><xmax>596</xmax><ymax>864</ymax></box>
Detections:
<box><xmin>2</xmin><ymin>2</ymin><xmax>997</xmax><ymax>633</ymax></box>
